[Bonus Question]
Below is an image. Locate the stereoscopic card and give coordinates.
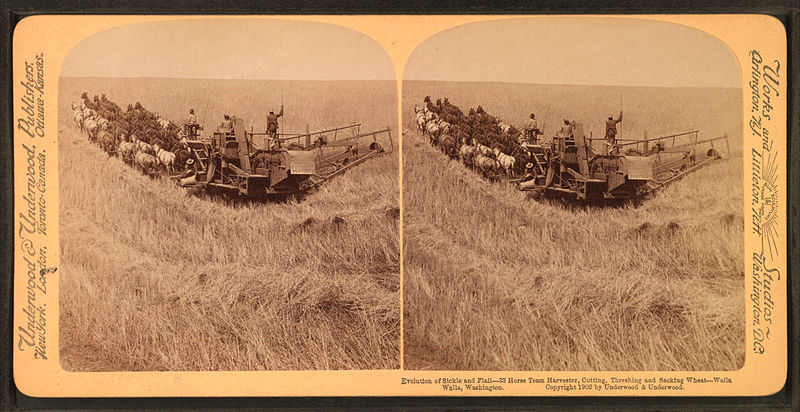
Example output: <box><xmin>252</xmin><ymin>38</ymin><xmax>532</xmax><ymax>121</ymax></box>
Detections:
<box><xmin>10</xmin><ymin>14</ymin><xmax>790</xmax><ymax>399</ymax></box>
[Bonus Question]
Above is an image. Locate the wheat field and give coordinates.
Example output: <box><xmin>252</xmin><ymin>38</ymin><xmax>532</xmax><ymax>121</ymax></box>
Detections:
<box><xmin>57</xmin><ymin>76</ymin><xmax>745</xmax><ymax>372</ymax></box>
<box><xmin>402</xmin><ymin>81</ymin><xmax>745</xmax><ymax>371</ymax></box>
<box><xmin>58</xmin><ymin>77</ymin><xmax>399</xmax><ymax>371</ymax></box>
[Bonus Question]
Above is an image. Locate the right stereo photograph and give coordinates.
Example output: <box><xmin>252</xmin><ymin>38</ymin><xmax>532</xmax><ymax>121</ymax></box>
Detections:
<box><xmin>402</xmin><ymin>17</ymin><xmax>744</xmax><ymax>371</ymax></box>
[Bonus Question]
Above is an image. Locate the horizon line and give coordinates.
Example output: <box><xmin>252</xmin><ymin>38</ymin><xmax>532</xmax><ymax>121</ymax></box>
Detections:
<box><xmin>60</xmin><ymin>75</ymin><xmax>397</xmax><ymax>82</ymax></box>
<box><xmin>60</xmin><ymin>75</ymin><xmax>741</xmax><ymax>89</ymax></box>
<box><xmin>403</xmin><ymin>78</ymin><xmax>742</xmax><ymax>90</ymax></box>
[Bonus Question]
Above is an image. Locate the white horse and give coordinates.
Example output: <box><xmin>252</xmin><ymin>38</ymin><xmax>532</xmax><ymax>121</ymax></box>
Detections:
<box><xmin>416</xmin><ymin>113</ymin><xmax>426</xmax><ymax>134</ymax></box>
<box><xmin>426</xmin><ymin>122</ymin><xmax>440</xmax><ymax>143</ymax></box>
<box><xmin>135</xmin><ymin>151</ymin><xmax>158</xmax><ymax>174</ymax></box>
<box><xmin>136</xmin><ymin>139</ymin><xmax>155</xmax><ymax>155</ymax></box>
<box><xmin>477</xmin><ymin>143</ymin><xmax>493</xmax><ymax>158</ymax></box>
<box><xmin>460</xmin><ymin>144</ymin><xmax>478</xmax><ymax>165</ymax></box>
<box><xmin>493</xmin><ymin>148</ymin><xmax>516</xmax><ymax>175</ymax></box>
<box><xmin>474</xmin><ymin>154</ymin><xmax>499</xmax><ymax>178</ymax></box>
<box><xmin>84</xmin><ymin>119</ymin><xmax>99</xmax><ymax>141</ymax></box>
<box><xmin>73</xmin><ymin>110</ymin><xmax>84</xmax><ymax>131</ymax></box>
<box><xmin>118</xmin><ymin>141</ymin><xmax>136</xmax><ymax>163</ymax></box>
<box><xmin>153</xmin><ymin>143</ymin><xmax>176</xmax><ymax>173</ymax></box>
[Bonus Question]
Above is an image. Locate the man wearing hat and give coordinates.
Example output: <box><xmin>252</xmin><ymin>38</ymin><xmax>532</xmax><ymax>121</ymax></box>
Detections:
<box><xmin>181</xmin><ymin>158</ymin><xmax>198</xmax><ymax>179</ymax></box>
<box><xmin>266</xmin><ymin>104</ymin><xmax>285</xmax><ymax>145</ymax></box>
<box><xmin>221</xmin><ymin>114</ymin><xmax>232</xmax><ymax>129</ymax></box>
<box><xmin>186</xmin><ymin>108</ymin><xmax>199</xmax><ymax>138</ymax></box>
<box><xmin>523</xmin><ymin>113</ymin><xmax>539</xmax><ymax>144</ymax></box>
<box><xmin>559</xmin><ymin>119</ymin><xmax>573</xmax><ymax>136</ymax></box>
<box><xmin>605</xmin><ymin>111</ymin><xmax>623</xmax><ymax>145</ymax></box>
<box><xmin>524</xmin><ymin>162</ymin><xmax>536</xmax><ymax>179</ymax></box>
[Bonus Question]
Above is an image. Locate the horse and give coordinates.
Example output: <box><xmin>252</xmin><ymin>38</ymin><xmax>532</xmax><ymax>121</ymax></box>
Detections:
<box><xmin>135</xmin><ymin>151</ymin><xmax>158</xmax><ymax>174</ymax></box>
<box><xmin>460</xmin><ymin>144</ymin><xmax>478</xmax><ymax>165</ymax></box>
<box><xmin>97</xmin><ymin>130</ymin><xmax>117</xmax><ymax>154</ymax></box>
<box><xmin>474</xmin><ymin>154</ymin><xmax>499</xmax><ymax>179</ymax></box>
<box><xmin>426</xmin><ymin>122</ymin><xmax>440</xmax><ymax>145</ymax></box>
<box><xmin>73</xmin><ymin>110</ymin><xmax>84</xmax><ymax>131</ymax></box>
<box><xmin>118</xmin><ymin>141</ymin><xmax>136</xmax><ymax>163</ymax></box>
<box><xmin>96</xmin><ymin>117</ymin><xmax>109</xmax><ymax>130</ymax></box>
<box><xmin>512</xmin><ymin>148</ymin><xmax>532</xmax><ymax>175</ymax></box>
<box><xmin>494</xmin><ymin>148</ymin><xmax>516</xmax><ymax>175</ymax></box>
<box><xmin>137</xmin><ymin>141</ymin><xmax>155</xmax><ymax>155</ymax></box>
<box><xmin>153</xmin><ymin>144</ymin><xmax>176</xmax><ymax>173</ymax></box>
<box><xmin>439</xmin><ymin>134</ymin><xmax>459</xmax><ymax>158</ymax></box>
<box><xmin>477</xmin><ymin>143</ymin><xmax>493</xmax><ymax>158</ymax></box>
<box><xmin>438</xmin><ymin>120</ymin><xmax>451</xmax><ymax>135</ymax></box>
<box><xmin>173</xmin><ymin>148</ymin><xmax>190</xmax><ymax>171</ymax></box>
<box><xmin>416</xmin><ymin>114</ymin><xmax>427</xmax><ymax>134</ymax></box>
<box><xmin>84</xmin><ymin>119</ymin><xmax>99</xmax><ymax>142</ymax></box>
<box><xmin>498</xmin><ymin>122</ymin><xmax>512</xmax><ymax>134</ymax></box>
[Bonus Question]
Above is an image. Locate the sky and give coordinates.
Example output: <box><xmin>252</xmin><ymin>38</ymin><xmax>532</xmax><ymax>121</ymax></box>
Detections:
<box><xmin>404</xmin><ymin>17</ymin><xmax>741</xmax><ymax>88</ymax></box>
<box><xmin>61</xmin><ymin>19</ymin><xmax>395</xmax><ymax>81</ymax></box>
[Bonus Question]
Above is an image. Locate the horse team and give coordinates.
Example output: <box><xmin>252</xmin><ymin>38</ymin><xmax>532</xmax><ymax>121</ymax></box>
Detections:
<box><xmin>71</xmin><ymin>95</ymin><xmax>185</xmax><ymax>176</ymax></box>
<box><xmin>415</xmin><ymin>101</ymin><xmax>519</xmax><ymax>181</ymax></box>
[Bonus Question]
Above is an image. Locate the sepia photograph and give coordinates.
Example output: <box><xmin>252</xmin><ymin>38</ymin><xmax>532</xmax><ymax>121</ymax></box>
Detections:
<box><xmin>9</xmin><ymin>11</ymin><xmax>791</xmax><ymax>399</ymax></box>
<box><xmin>402</xmin><ymin>17</ymin><xmax>745</xmax><ymax>371</ymax></box>
<box><xmin>57</xmin><ymin>18</ymin><xmax>400</xmax><ymax>371</ymax></box>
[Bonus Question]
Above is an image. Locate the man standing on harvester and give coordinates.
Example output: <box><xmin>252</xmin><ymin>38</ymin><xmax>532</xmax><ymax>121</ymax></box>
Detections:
<box><xmin>185</xmin><ymin>108</ymin><xmax>200</xmax><ymax>138</ymax></box>
<box><xmin>605</xmin><ymin>111</ymin><xmax>623</xmax><ymax>148</ymax></box>
<box><xmin>266</xmin><ymin>105</ymin><xmax>284</xmax><ymax>149</ymax></box>
<box><xmin>523</xmin><ymin>113</ymin><xmax>540</xmax><ymax>144</ymax></box>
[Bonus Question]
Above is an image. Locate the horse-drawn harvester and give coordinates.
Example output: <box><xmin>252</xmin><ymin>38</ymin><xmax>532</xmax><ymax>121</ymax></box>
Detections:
<box><xmin>178</xmin><ymin>116</ymin><xmax>393</xmax><ymax>200</ymax></box>
<box><xmin>516</xmin><ymin>124</ymin><xmax>730</xmax><ymax>201</ymax></box>
<box><xmin>415</xmin><ymin>95</ymin><xmax>732</xmax><ymax>204</ymax></box>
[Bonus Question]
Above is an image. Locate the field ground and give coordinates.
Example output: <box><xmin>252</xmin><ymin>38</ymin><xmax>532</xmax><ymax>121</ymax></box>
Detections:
<box><xmin>402</xmin><ymin>82</ymin><xmax>744</xmax><ymax>371</ymax></box>
<box><xmin>58</xmin><ymin>78</ymin><xmax>399</xmax><ymax>371</ymax></box>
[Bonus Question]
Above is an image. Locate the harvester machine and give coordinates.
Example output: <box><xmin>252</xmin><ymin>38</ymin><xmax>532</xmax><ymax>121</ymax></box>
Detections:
<box><xmin>179</xmin><ymin>116</ymin><xmax>392</xmax><ymax>199</ymax></box>
<box><xmin>517</xmin><ymin>123</ymin><xmax>730</xmax><ymax>201</ymax></box>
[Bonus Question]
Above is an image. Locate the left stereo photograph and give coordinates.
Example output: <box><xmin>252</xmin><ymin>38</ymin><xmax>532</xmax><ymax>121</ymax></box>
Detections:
<box><xmin>57</xmin><ymin>18</ymin><xmax>400</xmax><ymax>371</ymax></box>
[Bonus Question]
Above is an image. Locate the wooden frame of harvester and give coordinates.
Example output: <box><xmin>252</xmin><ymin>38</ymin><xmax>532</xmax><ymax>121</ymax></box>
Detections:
<box><xmin>179</xmin><ymin>116</ymin><xmax>393</xmax><ymax>200</ymax></box>
<box><xmin>516</xmin><ymin>123</ymin><xmax>730</xmax><ymax>201</ymax></box>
